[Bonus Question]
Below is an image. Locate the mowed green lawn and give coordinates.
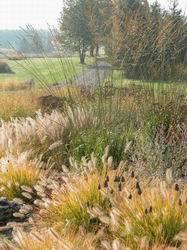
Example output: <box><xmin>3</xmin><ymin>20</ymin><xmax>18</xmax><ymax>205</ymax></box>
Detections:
<box><xmin>0</xmin><ymin>57</ymin><xmax>94</xmax><ymax>85</ymax></box>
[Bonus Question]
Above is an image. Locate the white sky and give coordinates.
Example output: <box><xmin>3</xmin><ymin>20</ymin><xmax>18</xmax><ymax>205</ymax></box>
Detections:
<box><xmin>149</xmin><ymin>0</ymin><xmax>187</xmax><ymax>11</ymax></box>
<box><xmin>0</xmin><ymin>0</ymin><xmax>63</xmax><ymax>29</ymax></box>
<box><xmin>0</xmin><ymin>0</ymin><xmax>186</xmax><ymax>30</ymax></box>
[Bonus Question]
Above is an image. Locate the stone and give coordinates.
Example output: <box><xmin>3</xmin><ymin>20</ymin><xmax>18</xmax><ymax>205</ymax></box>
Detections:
<box><xmin>0</xmin><ymin>198</ymin><xmax>21</xmax><ymax>226</ymax></box>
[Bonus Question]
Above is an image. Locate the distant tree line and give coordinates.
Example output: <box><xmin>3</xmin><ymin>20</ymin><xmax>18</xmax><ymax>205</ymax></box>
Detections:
<box><xmin>0</xmin><ymin>30</ymin><xmax>22</xmax><ymax>49</ymax></box>
<box><xmin>0</xmin><ymin>29</ymin><xmax>54</xmax><ymax>54</ymax></box>
<box><xmin>59</xmin><ymin>0</ymin><xmax>187</xmax><ymax>80</ymax></box>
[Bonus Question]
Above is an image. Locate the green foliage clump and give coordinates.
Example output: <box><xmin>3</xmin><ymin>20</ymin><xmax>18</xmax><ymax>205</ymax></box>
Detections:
<box><xmin>66</xmin><ymin>127</ymin><xmax>128</xmax><ymax>166</ymax></box>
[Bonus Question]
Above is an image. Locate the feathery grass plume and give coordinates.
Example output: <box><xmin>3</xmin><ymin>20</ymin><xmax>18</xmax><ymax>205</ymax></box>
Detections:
<box><xmin>175</xmin><ymin>228</ymin><xmax>187</xmax><ymax>249</ymax></box>
<box><xmin>101</xmin><ymin>239</ymin><xmax>172</xmax><ymax>250</ymax></box>
<box><xmin>109</xmin><ymin>180</ymin><xmax>187</xmax><ymax>248</ymax></box>
<box><xmin>2</xmin><ymin>228</ymin><xmax>96</xmax><ymax>250</ymax></box>
<box><xmin>0</xmin><ymin>110</ymin><xmax>69</xmax><ymax>163</ymax></box>
<box><xmin>0</xmin><ymin>153</ymin><xmax>41</xmax><ymax>199</ymax></box>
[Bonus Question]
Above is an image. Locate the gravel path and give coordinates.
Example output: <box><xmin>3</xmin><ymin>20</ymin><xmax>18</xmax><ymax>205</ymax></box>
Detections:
<box><xmin>52</xmin><ymin>61</ymin><xmax>112</xmax><ymax>89</ymax></box>
<box><xmin>73</xmin><ymin>61</ymin><xmax>112</xmax><ymax>87</ymax></box>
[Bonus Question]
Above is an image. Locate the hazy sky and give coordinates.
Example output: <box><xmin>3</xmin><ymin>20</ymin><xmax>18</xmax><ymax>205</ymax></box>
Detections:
<box><xmin>0</xmin><ymin>0</ymin><xmax>186</xmax><ymax>30</ymax></box>
<box><xmin>149</xmin><ymin>0</ymin><xmax>187</xmax><ymax>11</ymax></box>
<box><xmin>0</xmin><ymin>0</ymin><xmax>63</xmax><ymax>29</ymax></box>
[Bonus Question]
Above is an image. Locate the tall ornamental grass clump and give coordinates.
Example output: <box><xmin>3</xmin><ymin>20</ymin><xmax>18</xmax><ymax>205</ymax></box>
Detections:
<box><xmin>38</xmin><ymin>170</ymin><xmax>111</xmax><ymax>233</ymax></box>
<box><xmin>110</xmin><ymin>181</ymin><xmax>187</xmax><ymax>248</ymax></box>
<box><xmin>0</xmin><ymin>156</ymin><xmax>41</xmax><ymax>199</ymax></box>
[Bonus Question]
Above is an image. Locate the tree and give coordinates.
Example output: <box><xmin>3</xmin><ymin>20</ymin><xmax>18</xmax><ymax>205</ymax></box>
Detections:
<box><xmin>59</xmin><ymin>0</ymin><xmax>93</xmax><ymax>64</ymax></box>
<box><xmin>85</xmin><ymin>0</ymin><xmax>112</xmax><ymax>57</ymax></box>
<box><xmin>107</xmin><ymin>0</ymin><xmax>186</xmax><ymax>80</ymax></box>
<box><xmin>168</xmin><ymin>0</ymin><xmax>187</xmax><ymax>63</ymax></box>
<box><xmin>109</xmin><ymin>0</ymin><xmax>149</xmax><ymax>65</ymax></box>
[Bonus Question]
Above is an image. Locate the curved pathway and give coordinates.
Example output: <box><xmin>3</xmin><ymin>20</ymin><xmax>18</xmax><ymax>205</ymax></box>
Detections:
<box><xmin>52</xmin><ymin>61</ymin><xmax>112</xmax><ymax>90</ymax></box>
<box><xmin>73</xmin><ymin>61</ymin><xmax>112</xmax><ymax>87</ymax></box>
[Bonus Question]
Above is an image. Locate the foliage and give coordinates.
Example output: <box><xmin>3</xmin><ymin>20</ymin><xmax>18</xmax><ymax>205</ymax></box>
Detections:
<box><xmin>3</xmin><ymin>229</ymin><xmax>96</xmax><ymax>250</ymax></box>
<box><xmin>67</xmin><ymin>127</ymin><xmax>128</xmax><ymax>166</ymax></box>
<box><xmin>0</xmin><ymin>82</ymin><xmax>186</xmax><ymax>176</ymax></box>
<box><xmin>110</xmin><ymin>180</ymin><xmax>187</xmax><ymax>247</ymax></box>
<box><xmin>0</xmin><ymin>81</ymin><xmax>186</xmax><ymax>248</ymax></box>
<box><xmin>59</xmin><ymin>0</ymin><xmax>93</xmax><ymax>64</ymax></box>
<box><xmin>4</xmin><ymin>158</ymin><xmax>185</xmax><ymax>249</ymax></box>
<box><xmin>133</xmin><ymin>84</ymin><xmax>187</xmax><ymax>176</ymax></box>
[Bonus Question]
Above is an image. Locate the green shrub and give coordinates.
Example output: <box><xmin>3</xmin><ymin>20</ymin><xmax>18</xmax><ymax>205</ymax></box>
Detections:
<box><xmin>0</xmin><ymin>61</ymin><xmax>14</xmax><ymax>74</ymax></box>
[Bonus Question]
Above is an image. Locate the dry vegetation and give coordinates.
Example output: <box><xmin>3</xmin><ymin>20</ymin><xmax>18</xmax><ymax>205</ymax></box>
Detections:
<box><xmin>0</xmin><ymin>90</ymin><xmax>39</xmax><ymax>121</ymax></box>
<box><xmin>0</xmin><ymin>80</ymin><xmax>186</xmax><ymax>249</ymax></box>
<box><xmin>0</xmin><ymin>1</ymin><xmax>186</xmax><ymax>247</ymax></box>
<box><xmin>0</xmin><ymin>156</ymin><xmax>187</xmax><ymax>249</ymax></box>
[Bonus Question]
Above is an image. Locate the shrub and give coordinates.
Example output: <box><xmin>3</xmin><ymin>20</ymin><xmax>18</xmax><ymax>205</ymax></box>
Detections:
<box><xmin>134</xmin><ymin>85</ymin><xmax>187</xmax><ymax>176</ymax></box>
<box><xmin>0</xmin><ymin>62</ymin><xmax>14</xmax><ymax>74</ymax></box>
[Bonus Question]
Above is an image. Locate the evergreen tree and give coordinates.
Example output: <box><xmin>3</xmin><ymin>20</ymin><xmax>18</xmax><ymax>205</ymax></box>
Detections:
<box><xmin>59</xmin><ymin>0</ymin><xmax>93</xmax><ymax>64</ymax></box>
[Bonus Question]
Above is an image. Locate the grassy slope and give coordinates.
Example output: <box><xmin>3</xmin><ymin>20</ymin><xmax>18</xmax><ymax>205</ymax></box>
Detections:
<box><xmin>0</xmin><ymin>57</ymin><xmax>94</xmax><ymax>85</ymax></box>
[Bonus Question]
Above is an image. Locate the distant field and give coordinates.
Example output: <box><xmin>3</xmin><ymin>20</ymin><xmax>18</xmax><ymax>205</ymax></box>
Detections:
<box><xmin>0</xmin><ymin>57</ymin><xmax>94</xmax><ymax>86</ymax></box>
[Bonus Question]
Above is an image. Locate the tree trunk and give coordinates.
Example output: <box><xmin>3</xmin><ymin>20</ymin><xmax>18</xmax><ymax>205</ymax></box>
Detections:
<box><xmin>90</xmin><ymin>45</ymin><xmax>94</xmax><ymax>57</ymax></box>
<box><xmin>79</xmin><ymin>50</ymin><xmax>86</xmax><ymax>64</ymax></box>
<box><xmin>96</xmin><ymin>44</ymin><xmax>99</xmax><ymax>57</ymax></box>
<box><xmin>78</xmin><ymin>42</ymin><xmax>86</xmax><ymax>64</ymax></box>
